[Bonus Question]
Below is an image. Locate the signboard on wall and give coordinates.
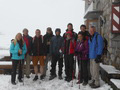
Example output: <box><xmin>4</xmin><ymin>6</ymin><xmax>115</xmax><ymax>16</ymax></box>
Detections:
<box><xmin>112</xmin><ymin>4</ymin><xmax>120</xmax><ymax>33</ymax></box>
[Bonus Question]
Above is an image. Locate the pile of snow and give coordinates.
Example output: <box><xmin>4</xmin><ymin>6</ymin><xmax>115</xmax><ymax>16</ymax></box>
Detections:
<box><xmin>110</xmin><ymin>79</ymin><xmax>120</xmax><ymax>89</ymax></box>
<box><xmin>100</xmin><ymin>63</ymin><xmax>120</xmax><ymax>74</ymax></box>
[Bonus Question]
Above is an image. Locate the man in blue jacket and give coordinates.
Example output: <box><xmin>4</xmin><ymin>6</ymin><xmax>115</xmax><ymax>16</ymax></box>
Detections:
<box><xmin>88</xmin><ymin>26</ymin><xmax>104</xmax><ymax>88</ymax></box>
<box><xmin>49</xmin><ymin>28</ymin><xmax>64</xmax><ymax>80</ymax></box>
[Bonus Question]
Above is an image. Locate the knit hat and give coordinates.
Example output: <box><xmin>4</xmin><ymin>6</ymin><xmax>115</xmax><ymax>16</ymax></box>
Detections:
<box><xmin>55</xmin><ymin>28</ymin><xmax>61</xmax><ymax>33</ymax></box>
<box><xmin>66</xmin><ymin>31</ymin><xmax>73</xmax><ymax>37</ymax></box>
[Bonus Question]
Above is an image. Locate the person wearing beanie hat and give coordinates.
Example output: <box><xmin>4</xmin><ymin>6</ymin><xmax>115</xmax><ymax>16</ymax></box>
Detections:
<box><xmin>63</xmin><ymin>23</ymin><xmax>78</xmax><ymax>79</ymax></box>
<box><xmin>55</xmin><ymin>28</ymin><xmax>61</xmax><ymax>33</ymax></box>
<box><xmin>64</xmin><ymin>31</ymin><xmax>76</xmax><ymax>82</ymax></box>
<box><xmin>49</xmin><ymin>28</ymin><xmax>64</xmax><ymax>80</ymax></box>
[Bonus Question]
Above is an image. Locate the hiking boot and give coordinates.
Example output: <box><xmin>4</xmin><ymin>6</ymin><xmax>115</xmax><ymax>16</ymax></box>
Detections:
<box><xmin>82</xmin><ymin>82</ymin><xmax>88</xmax><ymax>86</ymax></box>
<box><xmin>49</xmin><ymin>75</ymin><xmax>57</xmax><ymax>80</ymax></box>
<box><xmin>90</xmin><ymin>83</ymin><xmax>100</xmax><ymax>88</ymax></box>
<box><xmin>33</xmin><ymin>75</ymin><xmax>38</xmax><ymax>81</ymax></box>
<box><xmin>58</xmin><ymin>76</ymin><xmax>63</xmax><ymax>80</ymax></box>
<box><xmin>19</xmin><ymin>79</ymin><xmax>23</xmax><ymax>82</ymax></box>
<box><xmin>40</xmin><ymin>75</ymin><xmax>45</xmax><ymax>80</ymax></box>
<box><xmin>11</xmin><ymin>82</ymin><xmax>16</xmax><ymax>85</ymax></box>
<box><xmin>66</xmin><ymin>77</ymin><xmax>72</xmax><ymax>82</ymax></box>
<box><xmin>89</xmin><ymin>80</ymin><xmax>95</xmax><ymax>86</ymax></box>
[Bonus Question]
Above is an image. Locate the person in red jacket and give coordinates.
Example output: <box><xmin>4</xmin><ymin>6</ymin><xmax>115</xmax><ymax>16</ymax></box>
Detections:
<box><xmin>23</xmin><ymin>28</ymin><xmax>33</xmax><ymax>78</ymax></box>
<box><xmin>64</xmin><ymin>31</ymin><xmax>76</xmax><ymax>82</ymax></box>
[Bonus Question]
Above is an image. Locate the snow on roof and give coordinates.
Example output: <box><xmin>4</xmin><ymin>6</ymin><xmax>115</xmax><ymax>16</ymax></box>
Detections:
<box><xmin>111</xmin><ymin>79</ymin><xmax>120</xmax><ymax>89</ymax></box>
<box><xmin>100</xmin><ymin>63</ymin><xmax>120</xmax><ymax>74</ymax></box>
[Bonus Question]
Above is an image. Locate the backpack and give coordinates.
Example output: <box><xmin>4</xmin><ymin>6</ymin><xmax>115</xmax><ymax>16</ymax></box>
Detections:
<box><xmin>96</xmin><ymin>34</ymin><xmax>108</xmax><ymax>55</ymax></box>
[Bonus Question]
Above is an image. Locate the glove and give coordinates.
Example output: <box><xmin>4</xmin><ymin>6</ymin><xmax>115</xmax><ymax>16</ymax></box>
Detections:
<box><xmin>75</xmin><ymin>51</ymin><xmax>79</xmax><ymax>55</ymax></box>
<box><xmin>95</xmin><ymin>55</ymin><xmax>102</xmax><ymax>63</ymax></box>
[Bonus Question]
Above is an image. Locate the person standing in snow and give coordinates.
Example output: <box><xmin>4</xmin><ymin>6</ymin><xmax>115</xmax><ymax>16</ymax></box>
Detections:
<box><xmin>63</xmin><ymin>23</ymin><xmax>77</xmax><ymax>79</ymax></box>
<box><xmin>78</xmin><ymin>25</ymin><xmax>91</xmax><ymax>80</ymax></box>
<box><xmin>64</xmin><ymin>31</ymin><xmax>76</xmax><ymax>82</ymax></box>
<box><xmin>49</xmin><ymin>28</ymin><xmax>64</xmax><ymax>80</ymax></box>
<box><xmin>32</xmin><ymin>29</ymin><xmax>47</xmax><ymax>81</ymax></box>
<box><xmin>88</xmin><ymin>26</ymin><xmax>104</xmax><ymax>88</ymax></box>
<box><xmin>10</xmin><ymin>33</ymin><xmax>27</xmax><ymax>85</ymax></box>
<box><xmin>23</xmin><ymin>28</ymin><xmax>33</xmax><ymax>78</ymax></box>
<box><xmin>43</xmin><ymin>27</ymin><xmax>54</xmax><ymax>78</ymax></box>
<box><xmin>75</xmin><ymin>32</ymin><xmax>89</xmax><ymax>86</ymax></box>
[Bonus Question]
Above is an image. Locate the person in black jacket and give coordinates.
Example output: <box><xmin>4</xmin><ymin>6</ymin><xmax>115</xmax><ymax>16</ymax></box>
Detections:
<box><xmin>49</xmin><ymin>28</ymin><xmax>64</xmax><ymax>80</ymax></box>
<box><xmin>43</xmin><ymin>27</ymin><xmax>54</xmax><ymax>77</ymax></box>
<box><xmin>32</xmin><ymin>29</ymin><xmax>47</xmax><ymax>81</ymax></box>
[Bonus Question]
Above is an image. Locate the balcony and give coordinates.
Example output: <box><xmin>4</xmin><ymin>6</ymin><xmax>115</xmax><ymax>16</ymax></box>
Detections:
<box><xmin>84</xmin><ymin>0</ymin><xmax>102</xmax><ymax>19</ymax></box>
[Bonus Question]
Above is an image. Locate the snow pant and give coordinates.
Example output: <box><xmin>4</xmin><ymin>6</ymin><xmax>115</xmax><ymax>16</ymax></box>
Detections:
<box><xmin>25</xmin><ymin>54</ymin><xmax>31</xmax><ymax>76</ymax></box>
<box><xmin>50</xmin><ymin>54</ymin><xmax>63</xmax><ymax>76</ymax></box>
<box><xmin>90</xmin><ymin>59</ymin><xmax>100</xmax><ymax>86</ymax></box>
<box><xmin>64</xmin><ymin>54</ymin><xmax>74</xmax><ymax>79</ymax></box>
<box><xmin>44</xmin><ymin>54</ymin><xmax>52</xmax><ymax>76</ymax></box>
<box><xmin>78</xmin><ymin>60</ymin><xmax>88</xmax><ymax>83</ymax></box>
<box><xmin>11</xmin><ymin>60</ymin><xmax>24</xmax><ymax>83</ymax></box>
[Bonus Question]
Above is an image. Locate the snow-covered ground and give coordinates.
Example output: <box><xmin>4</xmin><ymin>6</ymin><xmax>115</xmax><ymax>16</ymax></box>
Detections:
<box><xmin>0</xmin><ymin>72</ymin><xmax>112</xmax><ymax>90</ymax></box>
<box><xmin>0</xmin><ymin>61</ymin><xmax>112</xmax><ymax>90</ymax></box>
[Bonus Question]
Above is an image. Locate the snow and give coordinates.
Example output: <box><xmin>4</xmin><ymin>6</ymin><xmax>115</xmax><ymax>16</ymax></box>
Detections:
<box><xmin>0</xmin><ymin>61</ymin><xmax>33</xmax><ymax>65</ymax></box>
<box><xmin>0</xmin><ymin>62</ymin><xmax>112</xmax><ymax>90</ymax></box>
<box><xmin>110</xmin><ymin>79</ymin><xmax>120</xmax><ymax>89</ymax></box>
<box><xmin>0</xmin><ymin>74</ymin><xmax>112</xmax><ymax>90</ymax></box>
<box><xmin>100</xmin><ymin>63</ymin><xmax>120</xmax><ymax>74</ymax></box>
<box><xmin>0</xmin><ymin>50</ymin><xmax>10</xmax><ymax>59</ymax></box>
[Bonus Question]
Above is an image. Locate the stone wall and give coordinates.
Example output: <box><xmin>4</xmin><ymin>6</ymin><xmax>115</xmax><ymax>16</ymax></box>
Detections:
<box><xmin>97</xmin><ymin>0</ymin><xmax>120</xmax><ymax>70</ymax></box>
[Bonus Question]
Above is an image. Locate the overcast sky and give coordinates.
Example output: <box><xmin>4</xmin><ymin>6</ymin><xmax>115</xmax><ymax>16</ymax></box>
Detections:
<box><xmin>0</xmin><ymin>0</ymin><xmax>85</xmax><ymax>48</ymax></box>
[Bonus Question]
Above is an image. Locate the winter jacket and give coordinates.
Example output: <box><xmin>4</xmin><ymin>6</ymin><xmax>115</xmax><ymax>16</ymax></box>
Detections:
<box><xmin>50</xmin><ymin>35</ymin><xmax>64</xmax><ymax>55</ymax></box>
<box><xmin>88</xmin><ymin>32</ymin><xmax>104</xmax><ymax>59</ymax></box>
<box><xmin>23</xmin><ymin>35</ymin><xmax>33</xmax><ymax>56</ymax></box>
<box><xmin>64</xmin><ymin>38</ymin><xmax>76</xmax><ymax>55</ymax></box>
<box><xmin>10</xmin><ymin>42</ymin><xmax>27</xmax><ymax>60</ymax></box>
<box><xmin>32</xmin><ymin>35</ymin><xmax>47</xmax><ymax>56</ymax></box>
<box><xmin>43</xmin><ymin>33</ymin><xmax>54</xmax><ymax>54</ymax></box>
<box><xmin>75</xmin><ymin>40</ymin><xmax>89</xmax><ymax>60</ymax></box>
<box><xmin>63</xmin><ymin>29</ymin><xmax>78</xmax><ymax>41</ymax></box>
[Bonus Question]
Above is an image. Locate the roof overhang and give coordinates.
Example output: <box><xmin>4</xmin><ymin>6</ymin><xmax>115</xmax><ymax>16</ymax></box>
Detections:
<box><xmin>84</xmin><ymin>10</ymin><xmax>103</xmax><ymax>19</ymax></box>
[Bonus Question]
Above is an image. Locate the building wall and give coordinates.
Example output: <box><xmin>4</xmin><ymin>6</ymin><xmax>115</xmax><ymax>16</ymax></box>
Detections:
<box><xmin>84</xmin><ymin>0</ymin><xmax>120</xmax><ymax>70</ymax></box>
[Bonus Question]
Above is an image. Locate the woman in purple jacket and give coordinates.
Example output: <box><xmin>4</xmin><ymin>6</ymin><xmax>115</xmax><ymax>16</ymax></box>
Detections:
<box><xmin>75</xmin><ymin>32</ymin><xmax>89</xmax><ymax>86</ymax></box>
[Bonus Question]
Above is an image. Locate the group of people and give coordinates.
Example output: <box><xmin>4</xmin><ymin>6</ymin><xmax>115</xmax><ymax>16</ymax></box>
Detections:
<box><xmin>10</xmin><ymin>23</ymin><xmax>104</xmax><ymax>89</ymax></box>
